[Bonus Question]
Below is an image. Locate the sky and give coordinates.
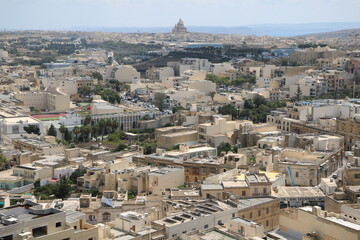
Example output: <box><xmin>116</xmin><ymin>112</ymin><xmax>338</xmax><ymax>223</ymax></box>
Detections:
<box><xmin>1</xmin><ymin>0</ymin><xmax>360</xmax><ymax>30</ymax></box>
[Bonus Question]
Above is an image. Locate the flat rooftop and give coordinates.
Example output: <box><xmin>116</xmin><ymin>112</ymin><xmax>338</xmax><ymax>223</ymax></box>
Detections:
<box><xmin>237</xmin><ymin>197</ymin><xmax>277</xmax><ymax>210</ymax></box>
<box><xmin>155</xmin><ymin>200</ymin><xmax>233</xmax><ymax>227</ymax></box>
<box><xmin>0</xmin><ymin>203</ymin><xmax>61</xmax><ymax>227</ymax></box>
<box><xmin>2</xmin><ymin>116</ymin><xmax>39</xmax><ymax>125</ymax></box>
<box><xmin>272</xmin><ymin>187</ymin><xmax>325</xmax><ymax>198</ymax></box>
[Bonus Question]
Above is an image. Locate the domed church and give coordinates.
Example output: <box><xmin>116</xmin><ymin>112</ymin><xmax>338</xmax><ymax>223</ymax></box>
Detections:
<box><xmin>172</xmin><ymin>19</ymin><xmax>188</xmax><ymax>34</ymax></box>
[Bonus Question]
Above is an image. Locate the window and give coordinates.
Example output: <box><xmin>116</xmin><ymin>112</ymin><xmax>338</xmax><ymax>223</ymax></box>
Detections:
<box><xmin>355</xmin><ymin>174</ymin><xmax>360</xmax><ymax>179</ymax></box>
<box><xmin>263</xmin><ymin>188</ymin><xmax>267</xmax><ymax>194</ymax></box>
<box><xmin>249</xmin><ymin>212</ymin><xmax>253</xmax><ymax>219</ymax></box>
<box><xmin>1</xmin><ymin>235</ymin><xmax>13</xmax><ymax>240</ymax></box>
<box><xmin>182</xmin><ymin>231</ymin><xmax>187</xmax><ymax>234</ymax></box>
<box><xmin>56</xmin><ymin>222</ymin><xmax>62</xmax><ymax>228</ymax></box>
<box><xmin>266</xmin><ymin>208</ymin><xmax>269</xmax><ymax>214</ymax></box>
<box><xmin>242</xmin><ymin>191</ymin><xmax>246</xmax><ymax>196</ymax></box>
<box><xmin>232</xmin><ymin>213</ymin><xmax>235</xmax><ymax>218</ymax></box>
<box><xmin>204</xmin><ymin>224</ymin><xmax>209</xmax><ymax>229</ymax></box>
<box><xmin>32</xmin><ymin>226</ymin><xmax>47</xmax><ymax>237</ymax></box>
<box><xmin>258</xmin><ymin>210</ymin><xmax>261</xmax><ymax>217</ymax></box>
<box><xmin>266</xmin><ymin>220</ymin><xmax>269</xmax><ymax>226</ymax></box>
<box><xmin>295</xmin><ymin>172</ymin><xmax>299</xmax><ymax>178</ymax></box>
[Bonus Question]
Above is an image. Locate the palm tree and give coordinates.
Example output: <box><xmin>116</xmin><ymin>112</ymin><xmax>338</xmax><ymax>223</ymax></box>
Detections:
<box><xmin>98</xmin><ymin>119</ymin><xmax>106</xmax><ymax>140</ymax></box>
<box><xmin>73</xmin><ymin>126</ymin><xmax>80</xmax><ymax>142</ymax></box>
<box><xmin>105</xmin><ymin>119</ymin><xmax>113</xmax><ymax>135</ymax></box>
<box><xmin>111</xmin><ymin>119</ymin><xmax>119</xmax><ymax>133</ymax></box>
<box><xmin>80</xmin><ymin>125</ymin><xmax>92</xmax><ymax>142</ymax></box>
<box><xmin>84</xmin><ymin>115</ymin><xmax>92</xmax><ymax>126</ymax></box>
<box><xmin>59</xmin><ymin>125</ymin><xmax>66</xmax><ymax>140</ymax></box>
<box><xmin>91</xmin><ymin>124</ymin><xmax>100</xmax><ymax>141</ymax></box>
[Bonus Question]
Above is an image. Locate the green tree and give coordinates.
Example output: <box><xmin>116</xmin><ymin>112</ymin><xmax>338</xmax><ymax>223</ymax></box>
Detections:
<box><xmin>55</xmin><ymin>177</ymin><xmax>72</xmax><ymax>199</ymax></box>
<box><xmin>111</xmin><ymin>119</ymin><xmax>119</xmax><ymax>132</ymax></box>
<box><xmin>83</xmin><ymin>115</ymin><xmax>92</xmax><ymax>126</ymax></box>
<box><xmin>153</xmin><ymin>92</ymin><xmax>167</xmax><ymax>112</ymax></box>
<box><xmin>72</xmin><ymin>126</ymin><xmax>81</xmax><ymax>142</ymax></box>
<box><xmin>0</xmin><ymin>154</ymin><xmax>7</xmax><ymax>170</ymax></box>
<box><xmin>294</xmin><ymin>84</ymin><xmax>303</xmax><ymax>102</ymax></box>
<box><xmin>91</xmin><ymin>123</ymin><xmax>100</xmax><ymax>139</ymax></box>
<box><xmin>80</xmin><ymin>38</ymin><xmax>88</xmax><ymax>46</ymax></box>
<box><xmin>217</xmin><ymin>142</ymin><xmax>232</xmax><ymax>156</ymax></box>
<box><xmin>113</xmin><ymin>143</ymin><xmax>128</xmax><ymax>152</ymax></box>
<box><xmin>80</xmin><ymin>125</ymin><xmax>92</xmax><ymax>142</ymax></box>
<box><xmin>172</xmin><ymin>105</ymin><xmax>185</xmax><ymax>113</ymax></box>
<box><xmin>98</xmin><ymin>119</ymin><xmax>107</xmax><ymax>140</ymax></box>
<box><xmin>59</xmin><ymin>125</ymin><xmax>67</xmax><ymax>140</ymax></box>
<box><xmin>64</xmin><ymin>128</ymin><xmax>72</xmax><ymax>142</ymax></box>
<box><xmin>218</xmin><ymin>104</ymin><xmax>239</xmax><ymax>119</ymax></box>
<box><xmin>78</xmin><ymin>86</ymin><xmax>93</xmax><ymax>97</ymax></box>
<box><xmin>47</xmin><ymin>124</ymin><xmax>57</xmax><ymax>137</ymax></box>
<box><xmin>91</xmin><ymin>71</ymin><xmax>103</xmax><ymax>81</ymax></box>
<box><xmin>141</xmin><ymin>114</ymin><xmax>152</xmax><ymax>120</ymax></box>
<box><xmin>24</xmin><ymin>125</ymin><xmax>40</xmax><ymax>135</ymax></box>
<box><xmin>34</xmin><ymin>179</ymin><xmax>41</xmax><ymax>188</ymax></box>
<box><xmin>141</xmin><ymin>140</ymin><xmax>157</xmax><ymax>154</ymax></box>
<box><xmin>107</xmin><ymin>57</ymin><xmax>113</xmax><ymax>65</ymax></box>
<box><xmin>253</xmin><ymin>94</ymin><xmax>267</xmax><ymax>107</ymax></box>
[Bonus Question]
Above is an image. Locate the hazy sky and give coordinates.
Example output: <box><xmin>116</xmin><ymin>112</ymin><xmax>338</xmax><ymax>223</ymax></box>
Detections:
<box><xmin>1</xmin><ymin>0</ymin><xmax>360</xmax><ymax>30</ymax></box>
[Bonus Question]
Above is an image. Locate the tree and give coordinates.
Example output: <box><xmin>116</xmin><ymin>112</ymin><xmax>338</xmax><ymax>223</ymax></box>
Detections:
<box><xmin>105</xmin><ymin>119</ymin><xmax>113</xmax><ymax>135</ymax></box>
<box><xmin>80</xmin><ymin>38</ymin><xmax>87</xmax><ymax>46</ymax></box>
<box><xmin>91</xmin><ymin>123</ymin><xmax>100</xmax><ymax>140</ymax></box>
<box><xmin>98</xmin><ymin>119</ymin><xmax>107</xmax><ymax>140</ymax></box>
<box><xmin>78</xmin><ymin>86</ymin><xmax>93</xmax><ymax>97</ymax></box>
<box><xmin>244</xmin><ymin>99</ymin><xmax>255</xmax><ymax>109</ymax></box>
<box><xmin>153</xmin><ymin>92</ymin><xmax>167</xmax><ymax>112</ymax></box>
<box><xmin>64</xmin><ymin>128</ymin><xmax>72</xmax><ymax>142</ymax></box>
<box><xmin>47</xmin><ymin>124</ymin><xmax>57</xmax><ymax>137</ymax></box>
<box><xmin>217</xmin><ymin>142</ymin><xmax>232</xmax><ymax>156</ymax></box>
<box><xmin>59</xmin><ymin>125</ymin><xmax>67</xmax><ymax>140</ymax></box>
<box><xmin>253</xmin><ymin>94</ymin><xmax>267</xmax><ymax>107</ymax></box>
<box><xmin>141</xmin><ymin>114</ymin><xmax>152</xmax><ymax>120</ymax></box>
<box><xmin>72</xmin><ymin>126</ymin><xmax>80</xmax><ymax>142</ymax></box>
<box><xmin>83</xmin><ymin>115</ymin><xmax>92</xmax><ymax>126</ymax></box>
<box><xmin>107</xmin><ymin>57</ymin><xmax>113</xmax><ymax>65</ymax></box>
<box><xmin>113</xmin><ymin>143</ymin><xmax>128</xmax><ymax>152</ymax></box>
<box><xmin>29</xmin><ymin>106</ymin><xmax>40</xmax><ymax>113</ymax></box>
<box><xmin>111</xmin><ymin>119</ymin><xmax>119</xmax><ymax>132</ymax></box>
<box><xmin>172</xmin><ymin>106</ymin><xmax>185</xmax><ymax>113</ymax></box>
<box><xmin>80</xmin><ymin>125</ymin><xmax>92</xmax><ymax>142</ymax></box>
<box><xmin>141</xmin><ymin>140</ymin><xmax>157</xmax><ymax>154</ymax></box>
<box><xmin>91</xmin><ymin>71</ymin><xmax>103</xmax><ymax>81</ymax></box>
<box><xmin>218</xmin><ymin>104</ymin><xmax>239</xmax><ymax>120</ymax></box>
<box><xmin>24</xmin><ymin>125</ymin><xmax>40</xmax><ymax>135</ymax></box>
<box><xmin>55</xmin><ymin>177</ymin><xmax>72</xmax><ymax>199</ymax></box>
<box><xmin>34</xmin><ymin>179</ymin><xmax>41</xmax><ymax>188</ymax></box>
<box><xmin>69</xmin><ymin>169</ymin><xmax>87</xmax><ymax>184</ymax></box>
<box><xmin>0</xmin><ymin>154</ymin><xmax>7</xmax><ymax>170</ymax></box>
<box><xmin>294</xmin><ymin>84</ymin><xmax>303</xmax><ymax>102</ymax></box>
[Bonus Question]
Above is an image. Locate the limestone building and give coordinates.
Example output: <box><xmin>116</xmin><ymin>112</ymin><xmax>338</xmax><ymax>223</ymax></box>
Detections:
<box><xmin>172</xmin><ymin>19</ymin><xmax>188</xmax><ymax>34</ymax></box>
